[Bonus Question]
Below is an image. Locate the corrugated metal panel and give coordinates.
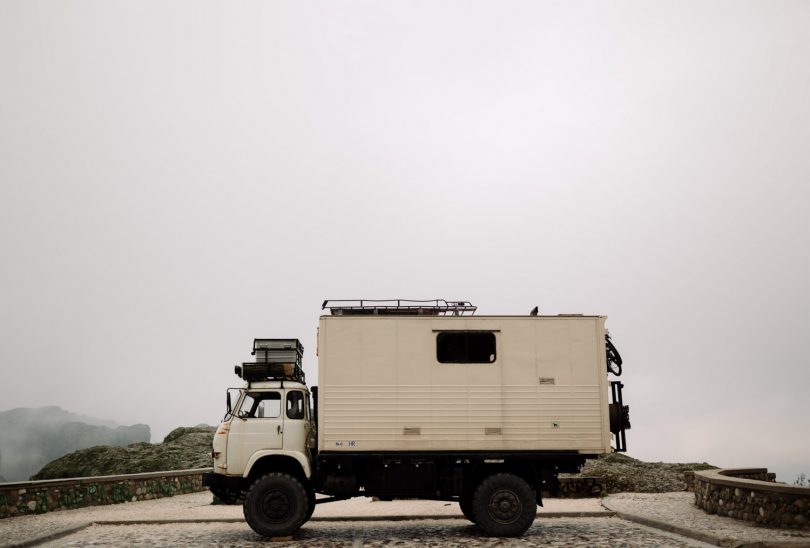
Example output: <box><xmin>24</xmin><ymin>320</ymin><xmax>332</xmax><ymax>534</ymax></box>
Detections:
<box><xmin>320</xmin><ymin>384</ymin><xmax>605</xmax><ymax>451</ymax></box>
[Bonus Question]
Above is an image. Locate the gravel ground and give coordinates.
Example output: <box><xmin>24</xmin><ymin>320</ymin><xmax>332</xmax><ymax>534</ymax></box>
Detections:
<box><xmin>39</xmin><ymin>518</ymin><xmax>713</xmax><ymax>547</ymax></box>
<box><xmin>603</xmin><ymin>492</ymin><xmax>810</xmax><ymax>546</ymax></box>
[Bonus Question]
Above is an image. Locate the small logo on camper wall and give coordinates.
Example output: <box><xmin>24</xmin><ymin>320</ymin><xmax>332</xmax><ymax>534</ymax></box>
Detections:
<box><xmin>539</xmin><ymin>377</ymin><xmax>555</xmax><ymax>385</ymax></box>
<box><xmin>335</xmin><ymin>441</ymin><xmax>357</xmax><ymax>447</ymax></box>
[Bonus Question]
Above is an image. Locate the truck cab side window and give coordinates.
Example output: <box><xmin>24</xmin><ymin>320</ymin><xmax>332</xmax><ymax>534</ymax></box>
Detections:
<box><xmin>287</xmin><ymin>391</ymin><xmax>305</xmax><ymax>420</ymax></box>
<box><xmin>238</xmin><ymin>392</ymin><xmax>281</xmax><ymax>419</ymax></box>
<box><xmin>437</xmin><ymin>331</ymin><xmax>496</xmax><ymax>363</ymax></box>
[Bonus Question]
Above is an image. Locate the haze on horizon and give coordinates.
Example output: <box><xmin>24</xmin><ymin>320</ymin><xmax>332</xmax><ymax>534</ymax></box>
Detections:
<box><xmin>1</xmin><ymin>1</ymin><xmax>808</xmax><ymax>482</ymax></box>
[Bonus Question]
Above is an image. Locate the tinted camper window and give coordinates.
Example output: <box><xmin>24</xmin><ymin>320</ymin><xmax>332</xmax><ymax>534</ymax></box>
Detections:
<box><xmin>436</xmin><ymin>331</ymin><xmax>496</xmax><ymax>363</ymax></box>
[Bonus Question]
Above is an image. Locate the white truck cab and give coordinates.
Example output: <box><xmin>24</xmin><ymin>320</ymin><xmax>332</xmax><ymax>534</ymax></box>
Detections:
<box><xmin>205</xmin><ymin>340</ymin><xmax>319</xmax><ymax>531</ymax></box>
<box><xmin>212</xmin><ymin>380</ymin><xmax>314</xmax><ymax>480</ymax></box>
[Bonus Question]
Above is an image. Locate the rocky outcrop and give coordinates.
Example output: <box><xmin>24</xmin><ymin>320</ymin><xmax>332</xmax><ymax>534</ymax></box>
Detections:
<box><xmin>30</xmin><ymin>426</ymin><xmax>215</xmax><ymax>480</ymax></box>
<box><xmin>563</xmin><ymin>453</ymin><xmax>718</xmax><ymax>493</ymax></box>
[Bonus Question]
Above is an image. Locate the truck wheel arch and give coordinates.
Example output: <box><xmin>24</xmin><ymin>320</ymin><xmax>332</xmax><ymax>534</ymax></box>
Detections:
<box><xmin>245</xmin><ymin>451</ymin><xmax>311</xmax><ymax>484</ymax></box>
<box><xmin>467</xmin><ymin>461</ymin><xmax>542</xmax><ymax>496</ymax></box>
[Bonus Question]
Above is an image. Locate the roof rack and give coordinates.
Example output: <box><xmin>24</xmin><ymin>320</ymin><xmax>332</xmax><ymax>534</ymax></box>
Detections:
<box><xmin>322</xmin><ymin>299</ymin><xmax>477</xmax><ymax>316</ymax></box>
<box><xmin>237</xmin><ymin>362</ymin><xmax>306</xmax><ymax>384</ymax></box>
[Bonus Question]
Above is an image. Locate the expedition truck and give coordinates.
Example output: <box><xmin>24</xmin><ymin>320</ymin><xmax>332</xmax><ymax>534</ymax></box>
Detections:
<box><xmin>203</xmin><ymin>299</ymin><xmax>630</xmax><ymax>538</ymax></box>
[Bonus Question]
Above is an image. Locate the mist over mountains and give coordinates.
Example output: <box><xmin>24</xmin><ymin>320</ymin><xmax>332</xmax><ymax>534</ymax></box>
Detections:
<box><xmin>0</xmin><ymin>407</ymin><xmax>150</xmax><ymax>482</ymax></box>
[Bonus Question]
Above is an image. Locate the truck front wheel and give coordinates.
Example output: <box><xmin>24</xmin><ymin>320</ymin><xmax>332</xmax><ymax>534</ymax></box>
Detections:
<box><xmin>472</xmin><ymin>473</ymin><xmax>536</xmax><ymax>537</ymax></box>
<box><xmin>243</xmin><ymin>473</ymin><xmax>308</xmax><ymax>537</ymax></box>
<box><xmin>304</xmin><ymin>486</ymin><xmax>316</xmax><ymax>522</ymax></box>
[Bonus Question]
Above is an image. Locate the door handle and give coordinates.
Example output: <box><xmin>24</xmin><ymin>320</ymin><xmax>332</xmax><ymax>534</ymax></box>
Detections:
<box><xmin>277</xmin><ymin>425</ymin><xmax>282</xmax><ymax>435</ymax></box>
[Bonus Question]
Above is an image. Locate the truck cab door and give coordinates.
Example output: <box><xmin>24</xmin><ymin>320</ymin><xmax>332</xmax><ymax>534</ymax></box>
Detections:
<box><xmin>226</xmin><ymin>390</ymin><xmax>283</xmax><ymax>474</ymax></box>
<box><xmin>283</xmin><ymin>389</ymin><xmax>311</xmax><ymax>453</ymax></box>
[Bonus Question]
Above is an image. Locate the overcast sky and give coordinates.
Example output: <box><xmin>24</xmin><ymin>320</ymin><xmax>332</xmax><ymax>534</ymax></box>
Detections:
<box><xmin>1</xmin><ymin>1</ymin><xmax>808</xmax><ymax>482</ymax></box>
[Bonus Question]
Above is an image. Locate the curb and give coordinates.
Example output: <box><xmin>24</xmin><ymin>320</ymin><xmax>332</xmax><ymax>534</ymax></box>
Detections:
<box><xmin>311</xmin><ymin>510</ymin><xmax>615</xmax><ymax>522</ymax></box>
<box><xmin>6</xmin><ymin>523</ymin><xmax>91</xmax><ymax>548</ymax></box>
<box><xmin>96</xmin><ymin>519</ymin><xmax>246</xmax><ymax>525</ymax></box>
<box><xmin>605</xmin><ymin>512</ymin><xmax>810</xmax><ymax>548</ymax></box>
<box><xmin>606</xmin><ymin>510</ymin><xmax>727</xmax><ymax>547</ymax></box>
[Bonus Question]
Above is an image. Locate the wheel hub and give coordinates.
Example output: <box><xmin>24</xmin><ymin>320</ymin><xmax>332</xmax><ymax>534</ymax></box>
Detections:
<box><xmin>489</xmin><ymin>489</ymin><xmax>522</xmax><ymax>524</ymax></box>
<box><xmin>262</xmin><ymin>489</ymin><xmax>292</xmax><ymax>521</ymax></box>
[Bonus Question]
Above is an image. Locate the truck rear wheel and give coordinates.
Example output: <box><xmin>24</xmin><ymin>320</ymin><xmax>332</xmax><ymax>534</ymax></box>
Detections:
<box><xmin>472</xmin><ymin>473</ymin><xmax>536</xmax><ymax>537</ymax></box>
<box><xmin>243</xmin><ymin>473</ymin><xmax>308</xmax><ymax>537</ymax></box>
<box><xmin>459</xmin><ymin>492</ymin><xmax>476</xmax><ymax>523</ymax></box>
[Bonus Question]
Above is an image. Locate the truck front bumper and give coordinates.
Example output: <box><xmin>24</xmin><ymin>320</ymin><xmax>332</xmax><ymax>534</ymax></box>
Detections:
<box><xmin>202</xmin><ymin>472</ymin><xmax>243</xmax><ymax>490</ymax></box>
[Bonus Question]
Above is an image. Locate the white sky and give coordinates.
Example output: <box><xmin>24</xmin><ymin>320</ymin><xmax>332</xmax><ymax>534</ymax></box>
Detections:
<box><xmin>1</xmin><ymin>1</ymin><xmax>808</xmax><ymax>481</ymax></box>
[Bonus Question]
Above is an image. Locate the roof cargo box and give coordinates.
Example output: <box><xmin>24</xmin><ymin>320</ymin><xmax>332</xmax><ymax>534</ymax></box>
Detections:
<box><xmin>252</xmin><ymin>339</ymin><xmax>303</xmax><ymax>364</ymax></box>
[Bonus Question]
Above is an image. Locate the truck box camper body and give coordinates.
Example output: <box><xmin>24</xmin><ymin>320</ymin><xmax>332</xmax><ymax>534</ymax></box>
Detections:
<box><xmin>204</xmin><ymin>300</ymin><xmax>630</xmax><ymax>538</ymax></box>
<box><xmin>317</xmin><ymin>314</ymin><xmax>612</xmax><ymax>454</ymax></box>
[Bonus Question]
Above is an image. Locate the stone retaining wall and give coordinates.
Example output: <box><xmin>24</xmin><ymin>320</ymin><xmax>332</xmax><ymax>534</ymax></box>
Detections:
<box><xmin>694</xmin><ymin>468</ymin><xmax>810</xmax><ymax>528</ymax></box>
<box><xmin>554</xmin><ymin>477</ymin><xmax>606</xmax><ymax>498</ymax></box>
<box><xmin>0</xmin><ymin>468</ymin><xmax>211</xmax><ymax>519</ymax></box>
<box><xmin>684</xmin><ymin>471</ymin><xmax>695</xmax><ymax>492</ymax></box>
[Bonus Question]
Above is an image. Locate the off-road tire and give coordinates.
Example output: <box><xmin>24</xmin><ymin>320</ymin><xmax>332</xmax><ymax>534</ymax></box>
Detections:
<box><xmin>304</xmin><ymin>486</ymin><xmax>316</xmax><ymax>522</ymax></box>
<box><xmin>471</xmin><ymin>473</ymin><xmax>536</xmax><ymax>537</ymax></box>
<box><xmin>243</xmin><ymin>472</ymin><xmax>308</xmax><ymax>537</ymax></box>
<box><xmin>459</xmin><ymin>492</ymin><xmax>476</xmax><ymax>523</ymax></box>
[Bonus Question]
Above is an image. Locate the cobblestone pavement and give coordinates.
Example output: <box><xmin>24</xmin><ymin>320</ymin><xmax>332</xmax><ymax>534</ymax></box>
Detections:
<box><xmin>0</xmin><ymin>492</ymin><xmax>605</xmax><ymax>547</ymax></box>
<box><xmin>7</xmin><ymin>491</ymin><xmax>810</xmax><ymax>547</ymax></box>
<box><xmin>603</xmin><ymin>492</ymin><xmax>810</xmax><ymax>546</ymax></box>
<box><xmin>39</xmin><ymin>517</ymin><xmax>714</xmax><ymax>547</ymax></box>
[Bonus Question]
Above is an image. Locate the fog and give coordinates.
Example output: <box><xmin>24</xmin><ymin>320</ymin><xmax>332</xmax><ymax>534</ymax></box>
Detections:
<box><xmin>1</xmin><ymin>1</ymin><xmax>808</xmax><ymax>482</ymax></box>
<box><xmin>0</xmin><ymin>407</ymin><xmax>149</xmax><ymax>481</ymax></box>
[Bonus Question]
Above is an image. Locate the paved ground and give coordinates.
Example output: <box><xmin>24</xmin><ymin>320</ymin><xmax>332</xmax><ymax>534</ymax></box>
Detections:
<box><xmin>0</xmin><ymin>493</ymin><xmax>606</xmax><ymax>547</ymax></box>
<box><xmin>37</xmin><ymin>518</ymin><xmax>713</xmax><ymax>547</ymax></box>
<box><xmin>603</xmin><ymin>492</ymin><xmax>810</xmax><ymax>547</ymax></box>
<box><xmin>3</xmin><ymin>491</ymin><xmax>810</xmax><ymax>547</ymax></box>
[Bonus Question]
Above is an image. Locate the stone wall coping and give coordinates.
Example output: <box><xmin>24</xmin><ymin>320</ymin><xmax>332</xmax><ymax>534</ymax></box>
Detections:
<box><xmin>695</xmin><ymin>468</ymin><xmax>810</xmax><ymax>496</ymax></box>
<box><xmin>0</xmin><ymin>468</ymin><xmax>212</xmax><ymax>491</ymax></box>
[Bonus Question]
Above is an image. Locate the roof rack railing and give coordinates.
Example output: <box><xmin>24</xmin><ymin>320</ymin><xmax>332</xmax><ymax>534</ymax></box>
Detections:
<box><xmin>322</xmin><ymin>299</ymin><xmax>477</xmax><ymax>316</ymax></box>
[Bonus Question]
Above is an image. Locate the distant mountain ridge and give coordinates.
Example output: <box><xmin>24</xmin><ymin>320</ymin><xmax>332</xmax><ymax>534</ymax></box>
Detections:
<box><xmin>0</xmin><ymin>406</ymin><xmax>150</xmax><ymax>482</ymax></box>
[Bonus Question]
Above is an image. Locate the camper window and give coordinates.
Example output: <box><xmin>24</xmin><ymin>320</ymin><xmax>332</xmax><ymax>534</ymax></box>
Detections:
<box><xmin>436</xmin><ymin>331</ymin><xmax>496</xmax><ymax>363</ymax></box>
